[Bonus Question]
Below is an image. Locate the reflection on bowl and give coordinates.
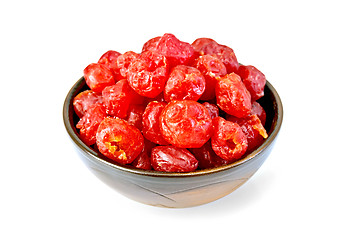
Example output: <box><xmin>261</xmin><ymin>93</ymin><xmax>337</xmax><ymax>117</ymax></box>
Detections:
<box><xmin>63</xmin><ymin>77</ymin><xmax>283</xmax><ymax>208</ymax></box>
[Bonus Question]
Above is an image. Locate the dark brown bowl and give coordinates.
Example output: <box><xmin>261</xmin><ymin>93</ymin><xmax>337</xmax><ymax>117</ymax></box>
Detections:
<box><xmin>63</xmin><ymin>77</ymin><xmax>283</xmax><ymax>208</ymax></box>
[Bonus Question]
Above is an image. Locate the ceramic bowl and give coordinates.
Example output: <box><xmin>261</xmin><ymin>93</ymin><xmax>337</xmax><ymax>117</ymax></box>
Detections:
<box><xmin>63</xmin><ymin>77</ymin><xmax>283</xmax><ymax>208</ymax></box>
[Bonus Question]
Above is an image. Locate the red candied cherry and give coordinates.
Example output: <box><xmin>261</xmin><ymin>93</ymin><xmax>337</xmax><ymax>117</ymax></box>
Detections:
<box><xmin>216</xmin><ymin>73</ymin><xmax>252</xmax><ymax>118</ymax></box>
<box><xmin>211</xmin><ymin>117</ymin><xmax>248</xmax><ymax>162</ymax></box>
<box><xmin>191</xmin><ymin>38</ymin><xmax>218</xmax><ymax>55</ymax></box>
<box><xmin>76</xmin><ymin>103</ymin><xmax>107</xmax><ymax>146</ymax></box>
<box><xmin>210</xmin><ymin>44</ymin><xmax>240</xmax><ymax>74</ymax></box>
<box><xmin>142</xmin><ymin>101</ymin><xmax>169</xmax><ymax>145</ymax></box>
<box><xmin>117</xmin><ymin>51</ymin><xmax>139</xmax><ymax>79</ymax></box>
<box><xmin>127</xmin><ymin>50</ymin><xmax>169</xmax><ymax>98</ymax></box>
<box><xmin>124</xmin><ymin>104</ymin><xmax>146</xmax><ymax>131</ymax></box>
<box><xmin>202</xmin><ymin>102</ymin><xmax>219</xmax><ymax>119</ymax></box>
<box><xmin>131</xmin><ymin>139</ymin><xmax>155</xmax><ymax>170</ymax></box>
<box><xmin>151</xmin><ymin>145</ymin><xmax>198</xmax><ymax>173</ymax></box>
<box><xmin>164</xmin><ymin>65</ymin><xmax>206</xmax><ymax>102</ymax></box>
<box><xmin>73</xmin><ymin>90</ymin><xmax>103</xmax><ymax>118</ymax></box>
<box><xmin>98</xmin><ymin>50</ymin><xmax>122</xmax><ymax>81</ymax></box>
<box><xmin>159</xmin><ymin>100</ymin><xmax>213</xmax><ymax>148</ymax></box>
<box><xmin>190</xmin><ymin>141</ymin><xmax>228</xmax><ymax>169</ymax></box>
<box><xmin>142</xmin><ymin>36</ymin><xmax>161</xmax><ymax>52</ymax></box>
<box><xmin>96</xmin><ymin>117</ymin><xmax>144</xmax><ymax>164</ymax></box>
<box><xmin>237</xmin><ymin>65</ymin><xmax>266</xmax><ymax>101</ymax></box>
<box><xmin>83</xmin><ymin>63</ymin><xmax>115</xmax><ymax>93</ymax></box>
<box><xmin>102</xmin><ymin>79</ymin><xmax>143</xmax><ymax>118</ymax></box>
<box><xmin>226</xmin><ymin>114</ymin><xmax>268</xmax><ymax>153</ymax></box>
<box><xmin>151</xmin><ymin>33</ymin><xmax>196</xmax><ymax>67</ymax></box>
<box><xmin>251</xmin><ymin>101</ymin><xmax>266</xmax><ymax>126</ymax></box>
<box><xmin>192</xmin><ymin>38</ymin><xmax>239</xmax><ymax>73</ymax></box>
<box><xmin>193</xmin><ymin>55</ymin><xmax>227</xmax><ymax>100</ymax></box>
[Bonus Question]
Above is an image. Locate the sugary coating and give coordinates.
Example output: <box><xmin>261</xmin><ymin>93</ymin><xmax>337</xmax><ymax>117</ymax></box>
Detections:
<box><xmin>96</xmin><ymin>117</ymin><xmax>144</xmax><ymax>164</ymax></box>
<box><xmin>193</xmin><ymin>55</ymin><xmax>227</xmax><ymax>100</ymax></box>
<box><xmin>98</xmin><ymin>50</ymin><xmax>122</xmax><ymax>81</ymax></box>
<box><xmin>159</xmin><ymin>100</ymin><xmax>213</xmax><ymax>148</ymax></box>
<box><xmin>117</xmin><ymin>51</ymin><xmax>140</xmax><ymax>80</ymax></box>
<box><xmin>237</xmin><ymin>65</ymin><xmax>266</xmax><ymax>101</ymax></box>
<box><xmin>164</xmin><ymin>65</ymin><xmax>205</xmax><ymax>102</ymax></box>
<box><xmin>142</xmin><ymin>101</ymin><xmax>169</xmax><ymax>145</ymax></box>
<box><xmin>73</xmin><ymin>90</ymin><xmax>103</xmax><ymax>118</ymax></box>
<box><xmin>102</xmin><ymin>79</ymin><xmax>143</xmax><ymax>118</ymax></box>
<box><xmin>150</xmin><ymin>33</ymin><xmax>196</xmax><ymax>67</ymax></box>
<box><xmin>127</xmin><ymin>50</ymin><xmax>169</xmax><ymax>98</ymax></box>
<box><xmin>226</xmin><ymin>114</ymin><xmax>268</xmax><ymax>153</ymax></box>
<box><xmin>211</xmin><ymin>117</ymin><xmax>248</xmax><ymax>161</ymax></box>
<box><xmin>151</xmin><ymin>145</ymin><xmax>198</xmax><ymax>172</ymax></box>
<box><xmin>83</xmin><ymin>63</ymin><xmax>115</xmax><ymax>93</ymax></box>
<box><xmin>190</xmin><ymin>141</ymin><xmax>228</xmax><ymax>169</ymax></box>
<box><xmin>76</xmin><ymin>103</ymin><xmax>107</xmax><ymax>146</ymax></box>
<box><xmin>216</xmin><ymin>73</ymin><xmax>252</xmax><ymax>118</ymax></box>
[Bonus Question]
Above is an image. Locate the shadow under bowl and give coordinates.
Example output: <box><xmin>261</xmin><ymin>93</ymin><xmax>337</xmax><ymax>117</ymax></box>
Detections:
<box><xmin>63</xmin><ymin>77</ymin><xmax>283</xmax><ymax>208</ymax></box>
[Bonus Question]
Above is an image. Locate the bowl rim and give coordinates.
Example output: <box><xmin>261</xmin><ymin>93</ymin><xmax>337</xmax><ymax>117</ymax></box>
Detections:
<box><xmin>63</xmin><ymin>77</ymin><xmax>283</xmax><ymax>178</ymax></box>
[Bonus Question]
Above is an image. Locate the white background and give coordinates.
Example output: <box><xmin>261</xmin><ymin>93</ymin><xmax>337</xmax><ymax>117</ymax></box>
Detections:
<box><xmin>1</xmin><ymin>0</ymin><xmax>359</xmax><ymax>239</ymax></box>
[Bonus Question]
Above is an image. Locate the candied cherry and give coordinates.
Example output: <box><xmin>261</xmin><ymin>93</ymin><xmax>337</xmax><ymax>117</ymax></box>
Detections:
<box><xmin>127</xmin><ymin>50</ymin><xmax>169</xmax><ymax>98</ymax></box>
<box><xmin>190</xmin><ymin>141</ymin><xmax>228</xmax><ymax>169</ymax></box>
<box><xmin>151</xmin><ymin>33</ymin><xmax>196</xmax><ymax>67</ymax></box>
<box><xmin>151</xmin><ymin>145</ymin><xmax>198</xmax><ymax>173</ymax></box>
<box><xmin>98</xmin><ymin>50</ymin><xmax>122</xmax><ymax>81</ymax></box>
<box><xmin>237</xmin><ymin>65</ymin><xmax>266</xmax><ymax>101</ymax></box>
<box><xmin>117</xmin><ymin>51</ymin><xmax>140</xmax><ymax>79</ymax></box>
<box><xmin>191</xmin><ymin>38</ymin><xmax>218</xmax><ymax>55</ymax></box>
<box><xmin>142</xmin><ymin>36</ymin><xmax>161</xmax><ymax>52</ymax></box>
<box><xmin>202</xmin><ymin>102</ymin><xmax>219</xmax><ymax>119</ymax></box>
<box><xmin>251</xmin><ymin>101</ymin><xmax>267</xmax><ymax>126</ymax></box>
<box><xmin>192</xmin><ymin>38</ymin><xmax>239</xmax><ymax>73</ymax></box>
<box><xmin>131</xmin><ymin>139</ymin><xmax>155</xmax><ymax>170</ymax></box>
<box><xmin>73</xmin><ymin>90</ymin><xmax>103</xmax><ymax>118</ymax></box>
<box><xmin>216</xmin><ymin>73</ymin><xmax>252</xmax><ymax>118</ymax></box>
<box><xmin>102</xmin><ymin>79</ymin><xmax>143</xmax><ymax>118</ymax></box>
<box><xmin>76</xmin><ymin>103</ymin><xmax>107</xmax><ymax>146</ymax></box>
<box><xmin>211</xmin><ymin>117</ymin><xmax>248</xmax><ymax>162</ymax></box>
<box><xmin>193</xmin><ymin>55</ymin><xmax>227</xmax><ymax>100</ymax></box>
<box><xmin>124</xmin><ymin>104</ymin><xmax>145</xmax><ymax>131</ymax></box>
<box><xmin>159</xmin><ymin>100</ymin><xmax>213</xmax><ymax>148</ymax></box>
<box><xmin>96</xmin><ymin>117</ymin><xmax>144</xmax><ymax>164</ymax></box>
<box><xmin>142</xmin><ymin>101</ymin><xmax>169</xmax><ymax>145</ymax></box>
<box><xmin>226</xmin><ymin>114</ymin><xmax>268</xmax><ymax>153</ymax></box>
<box><xmin>210</xmin><ymin>44</ymin><xmax>240</xmax><ymax>74</ymax></box>
<box><xmin>83</xmin><ymin>63</ymin><xmax>115</xmax><ymax>93</ymax></box>
<box><xmin>164</xmin><ymin>65</ymin><xmax>205</xmax><ymax>102</ymax></box>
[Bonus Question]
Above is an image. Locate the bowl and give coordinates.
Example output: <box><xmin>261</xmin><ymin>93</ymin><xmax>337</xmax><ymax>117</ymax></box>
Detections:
<box><xmin>63</xmin><ymin>77</ymin><xmax>283</xmax><ymax>208</ymax></box>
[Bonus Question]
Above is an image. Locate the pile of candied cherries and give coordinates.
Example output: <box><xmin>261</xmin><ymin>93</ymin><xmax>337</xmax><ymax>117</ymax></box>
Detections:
<box><xmin>73</xmin><ymin>33</ymin><xmax>268</xmax><ymax>173</ymax></box>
